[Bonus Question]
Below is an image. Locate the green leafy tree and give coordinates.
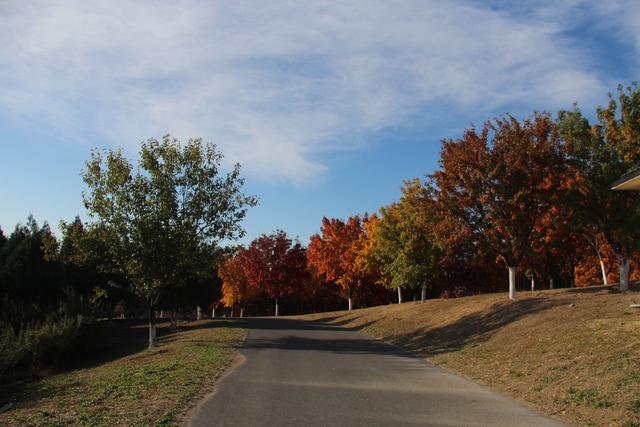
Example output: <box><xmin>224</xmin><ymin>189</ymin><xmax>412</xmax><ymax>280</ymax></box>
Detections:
<box><xmin>58</xmin><ymin>217</ymin><xmax>131</xmax><ymax>316</ymax></box>
<box><xmin>366</xmin><ymin>179</ymin><xmax>440</xmax><ymax>303</ymax></box>
<box><xmin>82</xmin><ymin>135</ymin><xmax>257</xmax><ymax>347</ymax></box>
<box><xmin>559</xmin><ymin>83</ymin><xmax>640</xmax><ymax>291</ymax></box>
<box><xmin>0</xmin><ymin>216</ymin><xmax>64</xmax><ymax>322</ymax></box>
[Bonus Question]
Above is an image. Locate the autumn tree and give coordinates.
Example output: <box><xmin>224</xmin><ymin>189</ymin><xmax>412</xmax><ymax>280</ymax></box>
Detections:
<box><xmin>362</xmin><ymin>179</ymin><xmax>441</xmax><ymax>303</ymax></box>
<box><xmin>82</xmin><ymin>136</ymin><xmax>257</xmax><ymax>347</ymax></box>
<box><xmin>559</xmin><ymin>83</ymin><xmax>640</xmax><ymax>291</ymax></box>
<box><xmin>242</xmin><ymin>231</ymin><xmax>308</xmax><ymax>316</ymax></box>
<box><xmin>431</xmin><ymin>113</ymin><xmax>564</xmax><ymax>300</ymax></box>
<box><xmin>307</xmin><ymin>216</ymin><xmax>369</xmax><ymax>310</ymax></box>
<box><xmin>219</xmin><ymin>249</ymin><xmax>256</xmax><ymax>317</ymax></box>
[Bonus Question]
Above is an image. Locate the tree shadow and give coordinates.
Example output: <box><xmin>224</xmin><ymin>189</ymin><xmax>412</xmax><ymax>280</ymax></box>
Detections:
<box><xmin>241</xmin><ymin>323</ymin><xmax>403</xmax><ymax>357</ymax></box>
<box><xmin>241</xmin><ymin>317</ymin><xmax>370</xmax><ymax>333</ymax></box>
<box><xmin>390</xmin><ymin>297</ymin><xmax>563</xmax><ymax>358</ymax></box>
<box><xmin>563</xmin><ymin>282</ymin><xmax>640</xmax><ymax>294</ymax></box>
<box><xmin>158</xmin><ymin>318</ymin><xmax>245</xmax><ymax>339</ymax></box>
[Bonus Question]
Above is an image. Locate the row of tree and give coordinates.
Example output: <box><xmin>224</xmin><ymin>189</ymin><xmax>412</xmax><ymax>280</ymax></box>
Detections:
<box><xmin>217</xmin><ymin>83</ymin><xmax>640</xmax><ymax>315</ymax></box>
<box><xmin>1</xmin><ymin>136</ymin><xmax>258</xmax><ymax>355</ymax></box>
<box><xmin>3</xmin><ymin>83</ymin><xmax>639</xmax><ymax>351</ymax></box>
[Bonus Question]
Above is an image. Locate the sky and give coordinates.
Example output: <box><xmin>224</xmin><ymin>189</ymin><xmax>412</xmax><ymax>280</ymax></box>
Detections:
<box><xmin>1</xmin><ymin>0</ymin><xmax>639</xmax><ymax>244</ymax></box>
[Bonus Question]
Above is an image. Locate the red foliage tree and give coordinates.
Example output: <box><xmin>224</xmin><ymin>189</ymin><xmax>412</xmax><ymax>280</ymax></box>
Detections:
<box><xmin>431</xmin><ymin>113</ymin><xmax>564</xmax><ymax>300</ymax></box>
<box><xmin>241</xmin><ymin>230</ymin><xmax>308</xmax><ymax>316</ymax></box>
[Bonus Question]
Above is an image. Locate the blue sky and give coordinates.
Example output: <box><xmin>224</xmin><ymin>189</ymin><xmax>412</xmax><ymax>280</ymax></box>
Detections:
<box><xmin>1</xmin><ymin>1</ymin><xmax>639</xmax><ymax>244</ymax></box>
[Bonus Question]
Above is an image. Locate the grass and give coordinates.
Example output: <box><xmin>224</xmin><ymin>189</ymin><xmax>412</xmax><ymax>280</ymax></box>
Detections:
<box><xmin>0</xmin><ymin>319</ymin><xmax>245</xmax><ymax>426</ymax></box>
<box><xmin>296</xmin><ymin>284</ymin><xmax>640</xmax><ymax>427</ymax></box>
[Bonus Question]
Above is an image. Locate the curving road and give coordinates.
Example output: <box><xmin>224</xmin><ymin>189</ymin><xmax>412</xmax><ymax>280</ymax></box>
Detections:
<box><xmin>187</xmin><ymin>318</ymin><xmax>564</xmax><ymax>427</ymax></box>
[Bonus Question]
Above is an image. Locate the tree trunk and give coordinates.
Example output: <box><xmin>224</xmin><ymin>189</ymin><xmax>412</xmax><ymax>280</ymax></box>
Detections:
<box><xmin>508</xmin><ymin>266</ymin><xmax>517</xmax><ymax>301</ymax></box>
<box><xmin>196</xmin><ymin>305</ymin><xmax>203</xmax><ymax>320</ymax></box>
<box><xmin>240</xmin><ymin>307</ymin><xmax>244</xmax><ymax>318</ymax></box>
<box><xmin>549</xmin><ymin>278</ymin><xmax>554</xmax><ymax>289</ymax></box>
<box><xmin>599</xmin><ymin>257</ymin><xmax>609</xmax><ymax>286</ymax></box>
<box><xmin>531</xmin><ymin>277</ymin><xmax>535</xmax><ymax>292</ymax></box>
<box><xmin>421</xmin><ymin>285</ymin><xmax>427</xmax><ymax>303</ymax></box>
<box><xmin>347</xmin><ymin>286</ymin><xmax>352</xmax><ymax>311</ymax></box>
<box><xmin>275</xmin><ymin>299</ymin><xmax>279</xmax><ymax>317</ymax></box>
<box><xmin>170</xmin><ymin>311</ymin><xmax>177</xmax><ymax>329</ymax></box>
<box><xmin>148</xmin><ymin>306</ymin><xmax>157</xmax><ymax>348</ymax></box>
<box><xmin>585</xmin><ymin>233</ymin><xmax>609</xmax><ymax>286</ymax></box>
<box><xmin>618</xmin><ymin>254</ymin><xmax>631</xmax><ymax>292</ymax></box>
<box><xmin>212</xmin><ymin>307</ymin><xmax>216</xmax><ymax>318</ymax></box>
<box><xmin>397</xmin><ymin>286</ymin><xmax>403</xmax><ymax>304</ymax></box>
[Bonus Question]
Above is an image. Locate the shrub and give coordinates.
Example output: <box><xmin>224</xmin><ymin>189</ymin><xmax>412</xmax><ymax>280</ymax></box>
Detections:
<box><xmin>0</xmin><ymin>322</ymin><xmax>22</xmax><ymax>377</ymax></box>
<box><xmin>0</xmin><ymin>290</ymin><xmax>95</xmax><ymax>378</ymax></box>
<box><xmin>440</xmin><ymin>285</ymin><xmax>468</xmax><ymax>299</ymax></box>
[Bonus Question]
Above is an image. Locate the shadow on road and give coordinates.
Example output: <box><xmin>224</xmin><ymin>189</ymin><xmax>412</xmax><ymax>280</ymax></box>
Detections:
<box><xmin>242</xmin><ymin>333</ymin><xmax>405</xmax><ymax>356</ymax></box>
<box><xmin>241</xmin><ymin>317</ymin><xmax>367</xmax><ymax>332</ymax></box>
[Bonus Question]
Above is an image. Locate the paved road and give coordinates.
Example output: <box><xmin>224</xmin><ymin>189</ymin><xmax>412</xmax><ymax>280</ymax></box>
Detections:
<box><xmin>187</xmin><ymin>318</ymin><xmax>564</xmax><ymax>427</ymax></box>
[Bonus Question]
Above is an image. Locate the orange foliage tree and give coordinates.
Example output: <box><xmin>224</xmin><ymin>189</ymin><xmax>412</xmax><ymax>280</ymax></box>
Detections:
<box><xmin>218</xmin><ymin>249</ymin><xmax>257</xmax><ymax>317</ymax></box>
<box><xmin>307</xmin><ymin>216</ymin><xmax>371</xmax><ymax>310</ymax></box>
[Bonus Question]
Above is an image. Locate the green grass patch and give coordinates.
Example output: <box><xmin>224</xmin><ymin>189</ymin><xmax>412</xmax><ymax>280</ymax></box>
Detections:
<box><xmin>564</xmin><ymin>387</ymin><xmax>613</xmax><ymax>408</ymax></box>
<box><xmin>0</xmin><ymin>319</ymin><xmax>245</xmax><ymax>426</ymax></box>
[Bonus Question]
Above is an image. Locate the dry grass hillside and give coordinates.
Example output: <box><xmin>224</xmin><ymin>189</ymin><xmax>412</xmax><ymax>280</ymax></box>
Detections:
<box><xmin>297</xmin><ymin>285</ymin><xmax>640</xmax><ymax>427</ymax></box>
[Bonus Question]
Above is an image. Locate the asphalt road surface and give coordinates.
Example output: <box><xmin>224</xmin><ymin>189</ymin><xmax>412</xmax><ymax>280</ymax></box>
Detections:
<box><xmin>187</xmin><ymin>318</ymin><xmax>564</xmax><ymax>427</ymax></box>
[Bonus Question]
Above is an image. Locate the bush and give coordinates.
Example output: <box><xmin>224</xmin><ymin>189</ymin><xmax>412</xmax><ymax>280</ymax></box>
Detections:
<box><xmin>440</xmin><ymin>285</ymin><xmax>468</xmax><ymax>299</ymax></box>
<box><xmin>0</xmin><ymin>290</ymin><xmax>95</xmax><ymax>378</ymax></box>
<box><xmin>0</xmin><ymin>322</ymin><xmax>21</xmax><ymax>377</ymax></box>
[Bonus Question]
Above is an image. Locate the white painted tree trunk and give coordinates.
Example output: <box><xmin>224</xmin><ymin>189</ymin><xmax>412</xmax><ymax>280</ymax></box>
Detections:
<box><xmin>549</xmin><ymin>278</ymin><xmax>554</xmax><ymax>289</ymax></box>
<box><xmin>348</xmin><ymin>297</ymin><xmax>353</xmax><ymax>311</ymax></box>
<box><xmin>618</xmin><ymin>255</ymin><xmax>631</xmax><ymax>291</ymax></box>
<box><xmin>508</xmin><ymin>266</ymin><xmax>517</xmax><ymax>301</ymax></box>
<box><xmin>240</xmin><ymin>307</ymin><xmax>244</xmax><ymax>318</ymax></box>
<box><xmin>275</xmin><ymin>299</ymin><xmax>279</xmax><ymax>317</ymax></box>
<box><xmin>421</xmin><ymin>285</ymin><xmax>427</xmax><ymax>303</ymax></box>
<box><xmin>148</xmin><ymin>324</ymin><xmax>157</xmax><ymax>348</ymax></box>
<box><xmin>212</xmin><ymin>307</ymin><xmax>216</xmax><ymax>318</ymax></box>
<box><xmin>531</xmin><ymin>277</ymin><xmax>535</xmax><ymax>292</ymax></box>
<box><xmin>397</xmin><ymin>286</ymin><xmax>403</xmax><ymax>304</ymax></box>
<box><xmin>196</xmin><ymin>305</ymin><xmax>203</xmax><ymax>320</ymax></box>
<box><xmin>599</xmin><ymin>257</ymin><xmax>609</xmax><ymax>285</ymax></box>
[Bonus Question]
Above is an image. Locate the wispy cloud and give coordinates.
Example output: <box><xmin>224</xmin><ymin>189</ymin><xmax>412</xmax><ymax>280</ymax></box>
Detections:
<box><xmin>0</xmin><ymin>1</ymin><xmax>629</xmax><ymax>182</ymax></box>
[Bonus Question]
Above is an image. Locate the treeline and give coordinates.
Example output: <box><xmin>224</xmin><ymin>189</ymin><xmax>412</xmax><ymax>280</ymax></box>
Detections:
<box><xmin>1</xmin><ymin>136</ymin><xmax>257</xmax><ymax>376</ymax></box>
<box><xmin>0</xmin><ymin>215</ymin><xmax>221</xmax><ymax>376</ymax></box>
<box><xmin>218</xmin><ymin>83</ymin><xmax>640</xmax><ymax>315</ymax></box>
<box><xmin>3</xmin><ymin>83</ymin><xmax>639</xmax><ymax>368</ymax></box>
